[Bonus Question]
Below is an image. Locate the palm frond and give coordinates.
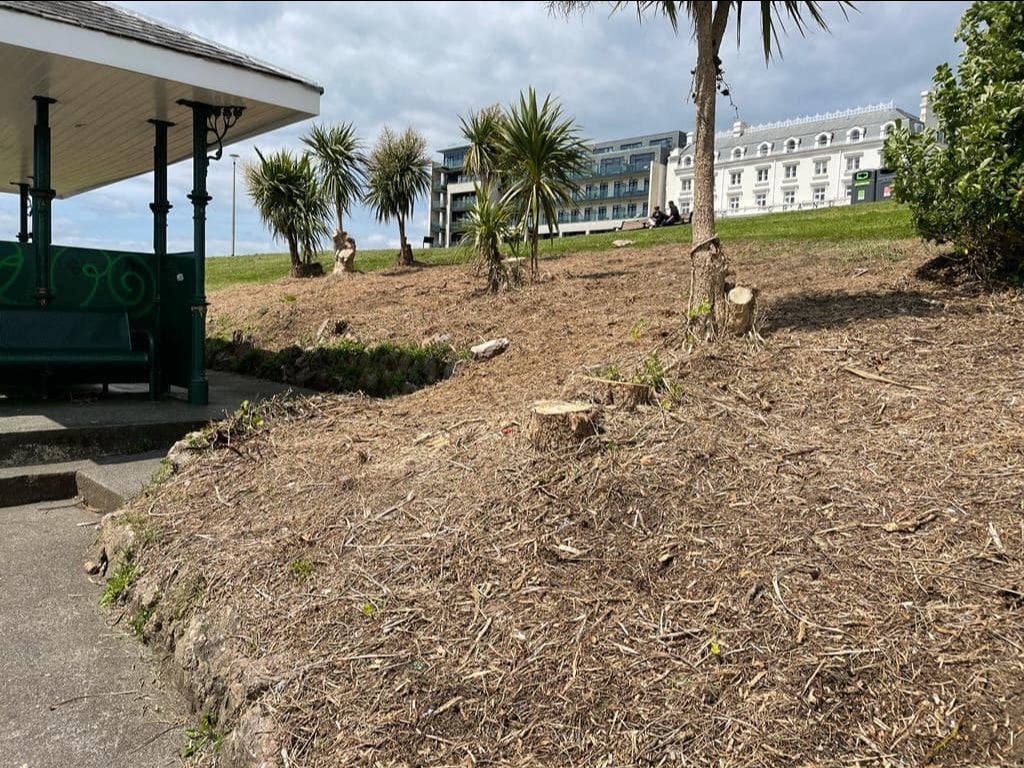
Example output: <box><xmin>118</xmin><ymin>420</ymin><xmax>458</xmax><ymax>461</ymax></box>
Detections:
<box><xmin>301</xmin><ymin>122</ymin><xmax>365</xmax><ymax>230</ymax></box>
<box><xmin>363</xmin><ymin>126</ymin><xmax>432</xmax><ymax>225</ymax></box>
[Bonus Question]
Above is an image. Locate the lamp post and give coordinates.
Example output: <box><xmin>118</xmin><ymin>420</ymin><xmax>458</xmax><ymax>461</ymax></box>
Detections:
<box><xmin>229</xmin><ymin>152</ymin><xmax>240</xmax><ymax>257</ymax></box>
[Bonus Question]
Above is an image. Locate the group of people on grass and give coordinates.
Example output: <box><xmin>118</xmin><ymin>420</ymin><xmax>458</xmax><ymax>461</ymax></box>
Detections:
<box><xmin>645</xmin><ymin>200</ymin><xmax>686</xmax><ymax>229</ymax></box>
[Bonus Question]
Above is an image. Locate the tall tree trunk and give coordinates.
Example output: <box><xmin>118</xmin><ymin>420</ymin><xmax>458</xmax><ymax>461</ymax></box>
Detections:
<box><xmin>336</xmin><ymin>198</ymin><xmax>345</xmax><ymax>238</ymax></box>
<box><xmin>397</xmin><ymin>215</ymin><xmax>413</xmax><ymax>266</ymax></box>
<box><xmin>530</xmin><ymin>189</ymin><xmax>540</xmax><ymax>275</ymax></box>
<box><xmin>287</xmin><ymin>232</ymin><xmax>303</xmax><ymax>278</ymax></box>
<box><xmin>689</xmin><ymin>1</ymin><xmax>729</xmax><ymax>339</ymax></box>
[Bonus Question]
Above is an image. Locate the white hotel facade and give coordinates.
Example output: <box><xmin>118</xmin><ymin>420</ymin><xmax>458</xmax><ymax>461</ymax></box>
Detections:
<box><xmin>665</xmin><ymin>99</ymin><xmax>929</xmax><ymax>218</ymax></box>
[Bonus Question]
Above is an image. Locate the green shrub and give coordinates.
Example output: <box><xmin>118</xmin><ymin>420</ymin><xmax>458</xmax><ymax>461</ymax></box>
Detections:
<box><xmin>884</xmin><ymin>1</ymin><xmax>1024</xmax><ymax>277</ymax></box>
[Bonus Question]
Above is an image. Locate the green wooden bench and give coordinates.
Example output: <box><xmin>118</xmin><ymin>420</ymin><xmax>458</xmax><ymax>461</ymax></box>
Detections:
<box><xmin>0</xmin><ymin>309</ymin><xmax>157</xmax><ymax>398</ymax></box>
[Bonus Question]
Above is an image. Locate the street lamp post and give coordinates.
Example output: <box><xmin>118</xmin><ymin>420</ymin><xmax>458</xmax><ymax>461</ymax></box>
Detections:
<box><xmin>229</xmin><ymin>153</ymin><xmax>240</xmax><ymax>257</ymax></box>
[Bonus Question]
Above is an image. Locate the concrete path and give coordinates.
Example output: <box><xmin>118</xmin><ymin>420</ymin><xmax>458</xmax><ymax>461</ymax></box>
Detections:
<box><xmin>0</xmin><ymin>501</ymin><xmax>184</xmax><ymax>767</ymax></box>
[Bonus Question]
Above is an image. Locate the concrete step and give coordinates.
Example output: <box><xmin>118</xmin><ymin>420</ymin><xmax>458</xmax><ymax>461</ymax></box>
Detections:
<box><xmin>0</xmin><ymin>451</ymin><xmax>166</xmax><ymax>512</ymax></box>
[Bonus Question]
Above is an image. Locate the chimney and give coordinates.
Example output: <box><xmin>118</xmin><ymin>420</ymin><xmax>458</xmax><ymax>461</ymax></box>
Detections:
<box><xmin>919</xmin><ymin>91</ymin><xmax>931</xmax><ymax>125</ymax></box>
<box><xmin>732</xmin><ymin>120</ymin><xmax>747</xmax><ymax>137</ymax></box>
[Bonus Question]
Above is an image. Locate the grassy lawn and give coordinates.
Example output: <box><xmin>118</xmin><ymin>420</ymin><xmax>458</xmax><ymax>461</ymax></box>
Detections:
<box><xmin>206</xmin><ymin>202</ymin><xmax>913</xmax><ymax>291</ymax></box>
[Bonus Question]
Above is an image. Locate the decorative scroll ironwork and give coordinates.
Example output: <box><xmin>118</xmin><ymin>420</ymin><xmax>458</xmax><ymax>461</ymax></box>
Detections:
<box><xmin>177</xmin><ymin>100</ymin><xmax>245</xmax><ymax>163</ymax></box>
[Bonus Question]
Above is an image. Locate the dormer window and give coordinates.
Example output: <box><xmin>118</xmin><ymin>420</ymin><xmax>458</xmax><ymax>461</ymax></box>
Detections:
<box><xmin>784</xmin><ymin>137</ymin><xmax>799</xmax><ymax>153</ymax></box>
<box><xmin>682</xmin><ymin>155</ymin><xmax>693</xmax><ymax>168</ymax></box>
<box><xmin>757</xmin><ymin>141</ymin><xmax>772</xmax><ymax>157</ymax></box>
<box><xmin>848</xmin><ymin>127</ymin><xmax>864</xmax><ymax>143</ymax></box>
<box><xmin>815</xmin><ymin>132</ymin><xmax>832</xmax><ymax>148</ymax></box>
<box><xmin>881</xmin><ymin>121</ymin><xmax>897</xmax><ymax>139</ymax></box>
<box><xmin>731</xmin><ymin>147</ymin><xmax>744</xmax><ymax>160</ymax></box>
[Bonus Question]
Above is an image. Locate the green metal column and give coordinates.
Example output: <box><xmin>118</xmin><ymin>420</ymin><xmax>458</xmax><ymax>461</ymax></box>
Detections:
<box><xmin>186</xmin><ymin>103</ymin><xmax>210</xmax><ymax>405</ymax></box>
<box><xmin>149</xmin><ymin>119</ymin><xmax>173</xmax><ymax>396</ymax></box>
<box><xmin>16</xmin><ymin>183</ymin><xmax>30</xmax><ymax>244</ymax></box>
<box><xmin>31</xmin><ymin>96</ymin><xmax>56</xmax><ymax>306</ymax></box>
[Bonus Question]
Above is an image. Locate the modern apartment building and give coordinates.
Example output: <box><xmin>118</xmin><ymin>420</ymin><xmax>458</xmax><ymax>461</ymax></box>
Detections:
<box><xmin>664</xmin><ymin>99</ymin><xmax>928</xmax><ymax>218</ymax></box>
<box><xmin>426</xmin><ymin>130</ymin><xmax>686</xmax><ymax>246</ymax></box>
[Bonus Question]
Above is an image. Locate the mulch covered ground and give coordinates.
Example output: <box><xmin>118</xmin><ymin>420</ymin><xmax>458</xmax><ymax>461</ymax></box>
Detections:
<box><xmin>138</xmin><ymin>238</ymin><xmax>1023</xmax><ymax>766</ymax></box>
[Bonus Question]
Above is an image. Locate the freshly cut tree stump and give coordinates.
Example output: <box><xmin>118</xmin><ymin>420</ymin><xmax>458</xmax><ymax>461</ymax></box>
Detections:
<box><xmin>527</xmin><ymin>400</ymin><xmax>600</xmax><ymax>450</ymax></box>
<box><xmin>579</xmin><ymin>376</ymin><xmax>654</xmax><ymax>410</ymax></box>
<box><xmin>725</xmin><ymin>285</ymin><xmax>756</xmax><ymax>335</ymax></box>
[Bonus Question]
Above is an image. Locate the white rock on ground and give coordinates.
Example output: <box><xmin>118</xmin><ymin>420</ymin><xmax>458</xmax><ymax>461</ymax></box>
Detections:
<box><xmin>471</xmin><ymin>338</ymin><xmax>510</xmax><ymax>361</ymax></box>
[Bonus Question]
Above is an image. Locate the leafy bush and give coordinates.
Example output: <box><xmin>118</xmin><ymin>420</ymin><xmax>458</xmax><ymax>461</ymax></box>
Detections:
<box><xmin>884</xmin><ymin>1</ymin><xmax>1024</xmax><ymax>277</ymax></box>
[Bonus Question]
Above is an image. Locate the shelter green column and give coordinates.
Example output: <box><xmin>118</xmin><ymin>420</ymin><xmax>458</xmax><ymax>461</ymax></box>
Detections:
<box><xmin>149</xmin><ymin>119</ymin><xmax>173</xmax><ymax>396</ymax></box>
<box><xmin>186</xmin><ymin>103</ymin><xmax>210</xmax><ymax>405</ymax></box>
<box><xmin>31</xmin><ymin>96</ymin><xmax>56</xmax><ymax>306</ymax></box>
<box><xmin>16</xmin><ymin>183</ymin><xmax>30</xmax><ymax>244</ymax></box>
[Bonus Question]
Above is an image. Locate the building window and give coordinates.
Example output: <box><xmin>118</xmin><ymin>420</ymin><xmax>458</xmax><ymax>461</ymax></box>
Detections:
<box><xmin>584</xmin><ymin>207</ymin><xmax>592</xmax><ymax>220</ymax></box>
<box><xmin>627</xmin><ymin>202</ymin><xmax>637</xmax><ymax>217</ymax></box>
<box><xmin>758</xmin><ymin>142</ymin><xmax>772</xmax><ymax>157</ymax></box>
<box><xmin>815</xmin><ymin>132</ymin><xmax>832</xmax><ymax>148</ymax></box>
<box><xmin>785</xmin><ymin>138</ymin><xmax>798</xmax><ymax>153</ymax></box>
<box><xmin>641</xmin><ymin>203</ymin><xmax>648</xmax><ymax>216</ymax></box>
<box><xmin>600</xmin><ymin>182</ymin><xmax>608</xmax><ymax>197</ymax></box>
<box><xmin>783</xmin><ymin>189</ymin><xmax>796</xmax><ymax>205</ymax></box>
<box><xmin>585</xmin><ymin>183</ymin><xmax>594</xmax><ymax>198</ymax></box>
<box><xmin>628</xmin><ymin>178</ymin><xmax>638</xmax><ymax>192</ymax></box>
<box><xmin>728</xmin><ymin>196</ymin><xmax>740</xmax><ymax>211</ymax></box>
<box><xmin>845</xmin><ymin>184</ymin><xmax>853</xmax><ymax>199</ymax></box>
<box><xmin>612</xmin><ymin>204</ymin><xmax>622</xmax><ymax>218</ymax></box>
<box><xmin>613</xmin><ymin>181</ymin><xmax>624</xmax><ymax>196</ymax></box>
<box><xmin>755</xmin><ymin>192</ymin><xmax>767</xmax><ymax>208</ymax></box>
<box><xmin>620</xmin><ymin>141</ymin><xmax>642</xmax><ymax>150</ymax></box>
<box><xmin>648</xmin><ymin>138</ymin><xmax>673</xmax><ymax>148</ymax></box>
<box><xmin>682</xmin><ymin>155</ymin><xmax>693</xmax><ymax>168</ymax></box>
<box><xmin>598</xmin><ymin>206</ymin><xmax>607</xmax><ymax>220</ymax></box>
<box><xmin>601</xmin><ymin>157</ymin><xmax>623</xmax><ymax>174</ymax></box>
<box><xmin>881</xmin><ymin>122</ymin><xmax>896</xmax><ymax>139</ymax></box>
<box><xmin>846</xmin><ymin>155</ymin><xmax>861</xmax><ymax>172</ymax></box>
<box><xmin>848</xmin><ymin>127</ymin><xmax>864</xmax><ymax>143</ymax></box>
<box><xmin>756</xmin><ymin>167</ymin><xmax>769</xmax><ymax>184</ymax></box>
<box><xmin>814</xmin><ymin>159</ymin><xmax>829</xmax><ymax>176</ymax></box>
<box><xmin>679</xmin><ymin>200</ymin><xmax>691</xmax><ymax>214</ymax></box>
<box><xmin>557</xmin><ymin>210</ymin><xmax>566</xmax><ymax>223</ymax></box>
<box><xmin>630</xmin><ymin>152</ymin><xmax>656</xmax><ymax>167</ymax></box>
<box><xmin>571</xmin><ymin>209</ymin><xmax>580</xmax><ymax>222</ymax></box>
<box><xmin>812</xmin><ymin>185</ymin><xmax>826</xmax><ymax>203</ymax></box>
<box><xmin>731</xmin><ymin>147</ymin><xmax>744</xmax><ymax>160</ymax></box>
<box><xmin>729</xmin><ymin>170</ymin><xmax>742</xmax><ymax>187</ymax></box>
<box><xmin>680</xmin><ymin>178</ymin><xmax>692</xmax><ymax>193</ymax></box>
<box><xmin>784</xmin><ymin>163</ymin><xmax>798</xmax><ymax>180</ymax></box>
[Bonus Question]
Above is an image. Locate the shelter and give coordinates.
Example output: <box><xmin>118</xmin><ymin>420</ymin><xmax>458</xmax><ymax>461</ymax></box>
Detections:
<box><xmin>0</xmin><ymin>1</ymin><xmax>322</xmax><ymax>404</ymax></box>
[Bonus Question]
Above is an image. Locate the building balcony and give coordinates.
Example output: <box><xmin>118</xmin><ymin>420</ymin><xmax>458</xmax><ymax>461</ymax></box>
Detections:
<box><xmin>576</xmin><ymin>162</ymin><xmax>652</xmax><ymax>179</ymax></box>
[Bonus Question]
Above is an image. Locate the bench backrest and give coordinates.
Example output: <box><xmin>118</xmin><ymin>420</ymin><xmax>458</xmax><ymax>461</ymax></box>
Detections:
<box><xmin>0</xmin><ymin>309</ymin><xmax>132</xmax><ymax>351</ymax></box>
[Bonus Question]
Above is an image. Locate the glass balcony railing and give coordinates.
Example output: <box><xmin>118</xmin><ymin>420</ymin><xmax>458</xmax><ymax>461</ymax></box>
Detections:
<box><xmin>573</xmin><ymin>188</ymin><xmax>649</xmax><ymax>201</ymax></box>
<box><xmin>450</xmin><ymin>197</ymin><xmax>475</xmax><ymax>212</ymax></box>
<box><xmin>573</xmin><ymin>162</ymin><xmax>652</xmax><ymax>179</ymax></box>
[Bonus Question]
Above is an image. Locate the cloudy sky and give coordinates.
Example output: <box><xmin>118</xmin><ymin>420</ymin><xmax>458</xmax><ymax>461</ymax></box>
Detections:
<box><xmin>1</xmin><ymin>0</ymin><xmax>969</xmax><ymax>255</ymax></box>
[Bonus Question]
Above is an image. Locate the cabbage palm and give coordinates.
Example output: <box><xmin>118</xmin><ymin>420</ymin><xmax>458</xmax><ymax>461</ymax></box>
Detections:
<box><xmin>499</xmin><ymin>88</ymin><xmax>589</xmax><ymax>275</ymax></box>
<box><xmin>459</xmin><ymin>104</ymin><xmax>506</xmax><ymax>188</ymax></box>
<box><xmin>364</xmin><ymin>126</ymin><xmax>432</xmax><ymax>266</ymax></box>
<box><xmin>301</xmin><ymin>122</ymin><xmax>365</xmax><ymax>240</ymax></box>
<box><xmin>551</xmin><ymin>1</ymin><xmax>853</xmax><ymax>336</ymax></box>
<box><xmin>461</xmin><ymin>183</ymin><xmax>519</xmax><ymax>293</ymax></box>
<box><xmin>244</xmin><ymin>148</ymin><xmax>330</xmax><ymax>278</ymax></box>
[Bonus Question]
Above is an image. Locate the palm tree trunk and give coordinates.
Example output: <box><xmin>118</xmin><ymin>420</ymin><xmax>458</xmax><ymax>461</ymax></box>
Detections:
<box><xmin>689</xmin><ymin>1</ymin><xmax>728</xmax><ymax>338</ymax></box>
<box><xmin>530</xmin><ymin>190</ymin><xmax>540</xmax><ymax>275</ymax></box>
<box><xmin>287</xmin><ymin>232</ymin><xmax>303</xmax><ymax>278</ymax></box>
<box><xmin>397</xmin><ymin>215</ymin><xmax>413</xmax><ymax>266</ymax></box>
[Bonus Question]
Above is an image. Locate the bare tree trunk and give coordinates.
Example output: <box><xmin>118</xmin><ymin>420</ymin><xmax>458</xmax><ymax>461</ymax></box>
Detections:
<box><xmin>397</xmin><ymin>215</ymin><xmax>413</xmax><ymax>266</ymax></box>
<box><xmin>689</xmin><ymin>1</ymin><xmax>729</xmax><ymax>339</ymax></box>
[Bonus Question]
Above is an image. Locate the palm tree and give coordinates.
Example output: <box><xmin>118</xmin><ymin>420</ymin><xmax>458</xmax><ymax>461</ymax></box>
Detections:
<box><xmin>461</xmin><ymin>183</ymin><xmax>519</xmax><ymax>293</ymax></box>
<box><xmin>363</xmin><ymin>126</ymin><xmax>432</xmax><ymax>266</ymax></box>
<box><xmin>459</xmin><ymin>104</ymin><xmax>506</xmax><ymax>188</ymax></box>
<box><xmin>551</xmin><ymin>1</ymin><xmax>853</xmax><ymax>337</ymax></box>
<box><xmin>499</xmin><ymin>88</ymin><xmax>590</xmax><ymax>275</ymax></box>
<box><xmin>244</xmin><ymin>149</ymin><xmax>330</xmax><ymax>278</ymax></box>
<box><xmin>301</xmin><ymin>122</ymin><xmax>365</xmax><ymax>247</ymax></box>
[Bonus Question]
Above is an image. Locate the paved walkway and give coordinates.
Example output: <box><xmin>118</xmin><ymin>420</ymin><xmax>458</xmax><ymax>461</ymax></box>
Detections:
<box><xmin>0</xmin><ymin>502</ymin><xmax>184</xmax><ymax>767</ymax></box>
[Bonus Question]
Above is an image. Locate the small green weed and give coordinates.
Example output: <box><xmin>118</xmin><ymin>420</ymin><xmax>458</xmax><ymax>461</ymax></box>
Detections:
<box><xmin>687</xmin><ymin>301</ymin><xmax>711</xmax><ymax>319</ymax></box>
<box><xmin>290</xmin><ymin>558</ymin><xmax>313</xmax><ymax>581</ymax></box>
<box><xmin>281</xmin><ymin>293</ymin><xmax>298</xmax><ymax>303</ymax></box>
<box><xmin>629</xmin><ymin>318</ymin><xmax>646</xmax><ymax>340</ymax></box>
<box><xmin>100</xmin><ymin>552</ymin><xmax>138</xmax><ymax>607</ymax></box>
<box><xmin>181</xmin><ymin>711</ymin><xmax>225</xmax><ymax>759</ymax></box>
<box><xmin>129</xmin><ymin>605</ymin><xmax>156</xmax><ymax>636</ymax></box>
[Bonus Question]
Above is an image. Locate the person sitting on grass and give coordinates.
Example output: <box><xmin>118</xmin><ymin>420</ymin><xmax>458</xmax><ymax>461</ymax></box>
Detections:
<box><xmin>663</xmin><ymin>200</ymin><xmax>682</xmax><ymax>226</ymax></box>
<box><xmin>646</xmin><ymin>205</ymin><xmax>667</xmax><ymax>228</ymax></box>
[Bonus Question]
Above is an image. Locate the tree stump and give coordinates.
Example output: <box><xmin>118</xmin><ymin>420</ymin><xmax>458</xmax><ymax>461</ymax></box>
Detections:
<box><xmin>333</xmin><ymin>231</ymin><xmax>357</xmax><ymax>275</ymax></box>
<box><xmin>725</xmin><ymin>286</ymin><xmax>756</xmax><ymax>335</ymax></box>
<box><xmin>527</xmin><ymin>400</ymin><xmax>600</xmax><ymax>450</ymax></box>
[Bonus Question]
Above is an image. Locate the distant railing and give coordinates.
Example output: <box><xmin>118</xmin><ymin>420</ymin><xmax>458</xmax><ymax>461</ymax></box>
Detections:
<box><xmin>719</xmin><ymin>101</ymin><xmax>896</xmax><ymax>137</ymax></box>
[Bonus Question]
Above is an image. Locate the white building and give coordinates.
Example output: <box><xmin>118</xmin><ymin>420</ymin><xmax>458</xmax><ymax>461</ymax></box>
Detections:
<box><xmin>665</xmin><ymin>99</ymin><xmax>928</xmax><ymax>218</ymax></box>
